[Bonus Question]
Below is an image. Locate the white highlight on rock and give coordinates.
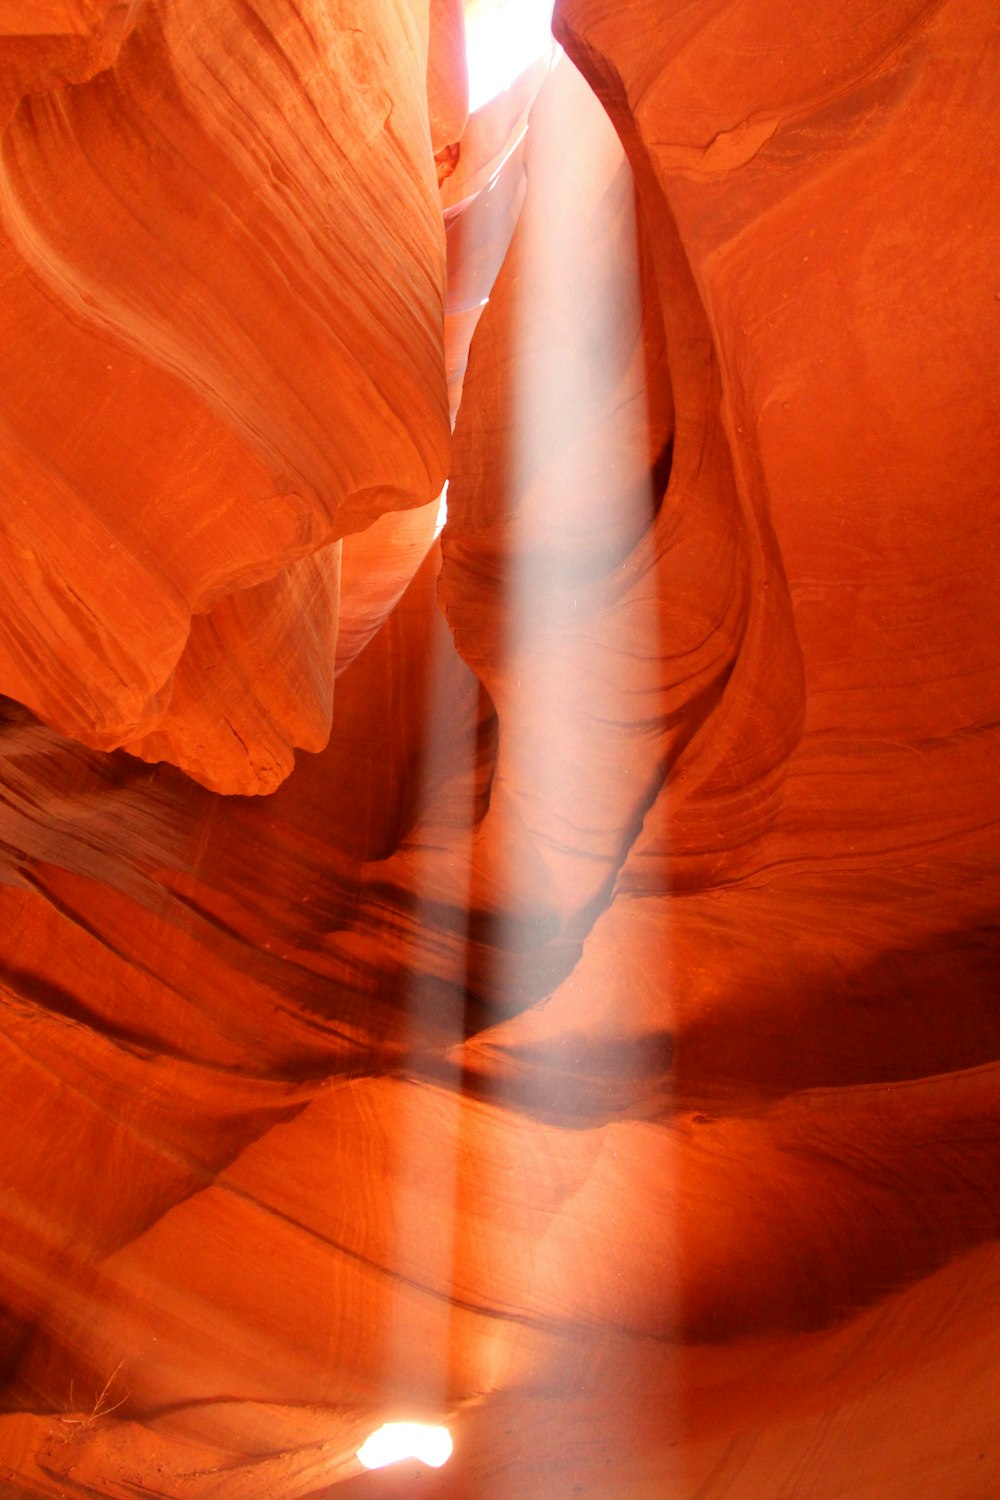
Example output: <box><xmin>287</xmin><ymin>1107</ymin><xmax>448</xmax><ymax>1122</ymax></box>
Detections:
<box><xmin>465</xmin><ymin>0</ymin><xmax>556</xmax><ymax>112</ymax></box>
<box><xmin>356</xmin><ymin>1422</ymin><xmax>454</xmax><ymax>1470</ymax></box>
<box><xmin>434</xmin><ymin>480</ymin><xmax>449</xmax><ymax>537</ymax></box>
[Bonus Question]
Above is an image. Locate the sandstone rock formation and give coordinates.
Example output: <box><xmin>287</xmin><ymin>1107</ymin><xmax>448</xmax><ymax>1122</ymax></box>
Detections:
<box><xmin>0</xmin><ymin>1</ymin><xmax>998</xmax><ymax>1497</ymax></box>
<box><xmin>0</xmin><ymin>0</ymin><xmax>450</xmax><ymax>792</ymax></box>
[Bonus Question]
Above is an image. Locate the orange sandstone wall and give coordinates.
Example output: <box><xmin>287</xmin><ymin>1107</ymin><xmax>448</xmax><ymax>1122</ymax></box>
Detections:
<box><xmin>0</xmin><ymin>2</ymin><xmax>997</xmax><ymax>1497</ymax></box>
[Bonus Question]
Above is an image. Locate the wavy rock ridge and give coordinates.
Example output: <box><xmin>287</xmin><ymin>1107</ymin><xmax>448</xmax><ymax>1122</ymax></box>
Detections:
<box><xmin>0</xmin><ymin>0</ymin><xmax>998</xmax><ymax>1496</ymax></box>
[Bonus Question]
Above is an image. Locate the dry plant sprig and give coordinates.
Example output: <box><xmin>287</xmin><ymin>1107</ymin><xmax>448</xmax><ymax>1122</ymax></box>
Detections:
<box><xmin>60</xmin><ymin>1360</ymin><xmax>128</xmax><ymax>1430</ymax></box>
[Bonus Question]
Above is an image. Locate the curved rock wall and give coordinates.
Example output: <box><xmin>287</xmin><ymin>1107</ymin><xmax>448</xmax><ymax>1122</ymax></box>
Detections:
<box><xmin>0</xmin><ymin>0</ymin><xmax>450</xmax><ymax>790</ymax></box>
<box><xmin>0</xmin><ymin>1</ymin><xmax>997</xmax><ymax>1497</ymax></box>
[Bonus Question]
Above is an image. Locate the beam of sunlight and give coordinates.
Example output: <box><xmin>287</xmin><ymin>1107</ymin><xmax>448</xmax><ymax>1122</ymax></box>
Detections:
<box><xmin>357</xmin><ymin>1422</ymin><xmax>454</xmax><ymax>1470</ymax></box>
<box><xmin>379</xmin><ymin>16</ymin><xmax>670</xmax><ymax>1486</ymax></box>
<box><xmin>464</xmin><ymin>0</ymin><xmax>556</xmax><ymax>112</ymax></box>
<box><xmin>368</xmin><ymin>4</ymin><xmax>558</xmax><ymax>1459</ymax></box>
<box><xmin>455</xmin><ymin>52</ymin><xmax>678</xmax><ymax>1489</ymax></box>
<box><xmin>500</xmin><ymin>55</ymin><xmax>661</xmax><ymax>917</ymax></box>
<box><xmin>372</xmin><ymin>547</ymin><xmax>481</xmax><ymax>1444</ymax></box>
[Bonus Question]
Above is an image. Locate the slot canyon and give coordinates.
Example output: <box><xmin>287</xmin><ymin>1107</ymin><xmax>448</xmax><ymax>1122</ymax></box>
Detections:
<box><xmin>0</xmin><ymin>0</ymin><xmax>998</xmax><ymax>1495</ymax></box>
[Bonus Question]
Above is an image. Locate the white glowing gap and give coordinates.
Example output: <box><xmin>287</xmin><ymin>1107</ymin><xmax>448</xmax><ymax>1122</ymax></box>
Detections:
<box><xmin>434</xmin><ymin>480</ymin><xmax>449</xmax><ymax>538</ymax></box>
<box><xmin>356</xmin><ymin>1423</ymin><xmax>454</xmax><ymax>1470</ymax></box>
<box><xmin>465</xmin><ymin>0</ymin><xmax>556</xmax><ymax>112</ymax></box>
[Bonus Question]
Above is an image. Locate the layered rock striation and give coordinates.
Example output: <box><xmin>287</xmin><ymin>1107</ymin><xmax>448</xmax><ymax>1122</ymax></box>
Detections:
<box><xmin>0</xmin><ymin>1</ymin><xmax>998</xmax><ymax>1497</ymax></box>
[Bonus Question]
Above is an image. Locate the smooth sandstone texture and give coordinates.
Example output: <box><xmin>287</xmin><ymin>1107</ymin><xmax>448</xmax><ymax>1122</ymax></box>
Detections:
<box><xmin>0</xmin><ymin>1</ymin><xmax>998</xmax><ymax>1497</ymax></box>
<box><xmin>0</xmin><ymin>0</ymin><xmax>450</xmax><ymax>791</ymax></box>
<box><xmin>0</xmin><ymin>2</ymin><xmax>141</xmax><ymax>129</ymax></box>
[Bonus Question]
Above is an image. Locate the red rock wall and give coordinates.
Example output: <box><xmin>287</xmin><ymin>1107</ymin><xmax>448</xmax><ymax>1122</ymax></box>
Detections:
<box><xmin>0</xmin><ymin>1</ymin><xmax>998</xmax><ymax>1496</ymax></box>
<box><xmin>0</xmin><ymin>0</ymin><xmax>450</xmax><ymax>791</ymax></box>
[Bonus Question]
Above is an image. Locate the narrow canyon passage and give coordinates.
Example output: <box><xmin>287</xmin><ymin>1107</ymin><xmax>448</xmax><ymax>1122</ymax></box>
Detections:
<box><xmin>0</xmin><ymin>2</ymin><xmax>997</xmax><ymax>1497</ymax></box>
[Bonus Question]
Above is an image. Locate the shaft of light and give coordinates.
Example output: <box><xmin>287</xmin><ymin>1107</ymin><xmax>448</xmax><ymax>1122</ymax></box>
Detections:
<box><xmin>465</xmin><ymin>0</ymin><xmax>556</xmax><ymax>112</ymax></box>
<box><xmin>356</xmin><ymin>1422</ymin><xmax>454</xmax><ymax>1470</ymax></box>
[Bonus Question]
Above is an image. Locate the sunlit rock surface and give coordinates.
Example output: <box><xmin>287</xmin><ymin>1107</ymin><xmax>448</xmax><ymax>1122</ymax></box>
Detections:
<box><xmin>0</xmin><ymin>0</ymin><xmax>998</xmax><ymax>1497</ymax></box>
<box><xmin>0</xmin><ymin>0</ymin><xmax>449</xmax><ymax>791</ymax></box>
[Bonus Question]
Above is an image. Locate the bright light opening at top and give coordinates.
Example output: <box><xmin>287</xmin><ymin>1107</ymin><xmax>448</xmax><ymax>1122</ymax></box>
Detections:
<box><xmin>465</xmin><ymin>0</ymin><xmax>557</xmax><ymax>112</ymax></box>
<box><xmin>356</xmin><ymin>1422</ymin><xmax>454</xmax><ymax>1470</ymax></box>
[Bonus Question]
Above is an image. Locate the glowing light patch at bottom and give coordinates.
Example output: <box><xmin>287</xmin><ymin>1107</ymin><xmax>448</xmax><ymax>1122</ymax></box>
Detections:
<box><xmin>356</xmin><ymin>1423</ymin><xmax>454</xmax><ymax>1470</ymax></box>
